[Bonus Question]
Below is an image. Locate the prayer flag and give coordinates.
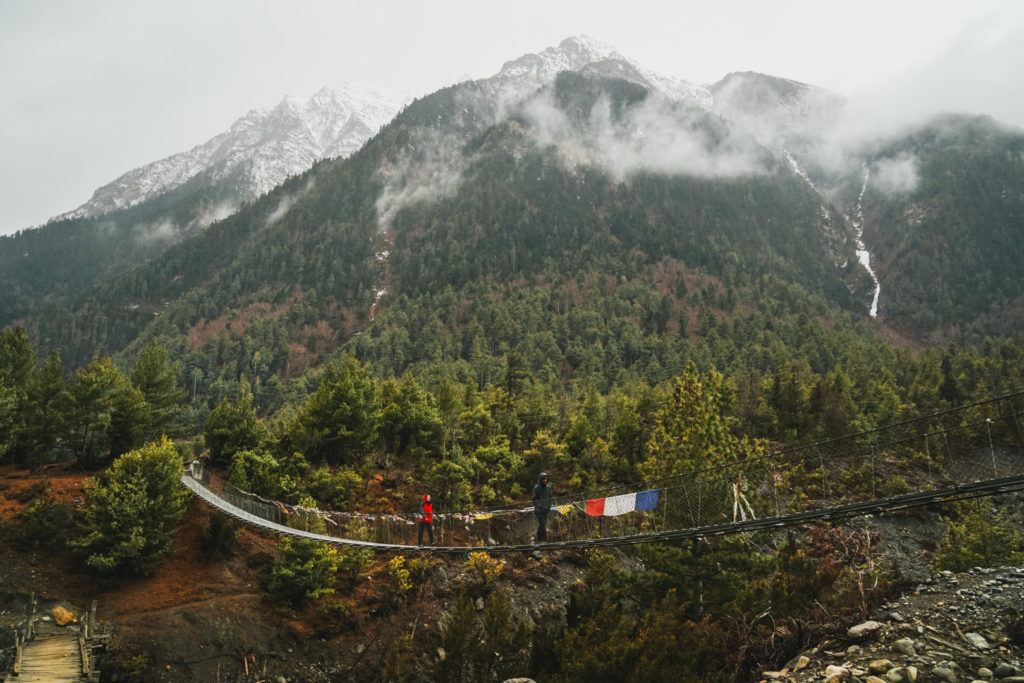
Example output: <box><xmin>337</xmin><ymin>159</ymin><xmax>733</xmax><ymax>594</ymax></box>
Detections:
<box><xmin>603</xmin><ymin>493</ymin><xmax>636</xmax><ymax>516</ymax></box>
<box><xmin>635</xmin><ymin>489</ymin><xmax>660</xmax><ymax>511</ymax></box>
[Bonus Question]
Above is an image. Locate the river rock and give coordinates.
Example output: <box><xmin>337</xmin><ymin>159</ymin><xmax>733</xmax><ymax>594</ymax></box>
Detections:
<box><xmin>849</xmin><ymin>620</ymin><xmax>883</xmax><ymax>639</ymax></box>
<box><xmin>825</xmin><ymin>664</ymin><xmax>849</xmax><ymax>679</ymax></box>
<box><xmin>977</xmin><ymin>668</ymin><xmax>993</xmax><ymax>680</ymax></box>
<box><xmin>995</xmin><ymin>664</ymin><xmax>1019</xmax><ymax>678</ymax></box>
<box><xmin>892</xmin><ymin>669</ymin><xmax>915</xmax><ymax>683</ymax></box>
<box><xmin>932</xmin><ymin>666</ymin><xmax>959</xmax><ymax>682</ymax></box>
<box><xmin>870</xmin><ymin>659</ymin><xmax>897</xmax><ymax>674</ymax></box>
<box><xmin>964</xmin><ymin>633</ymin><xmax>991</xmax><ymax>650</ymax></box>
<box><xmin>893</xmin><ymin>638</ymin><xmax>916</xmax><ymax>656</ymax></box>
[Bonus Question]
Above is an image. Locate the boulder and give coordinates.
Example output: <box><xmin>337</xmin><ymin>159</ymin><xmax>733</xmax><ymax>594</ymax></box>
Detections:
<box><xmin>51</xmin><ymin>606</ymin><xmax>76</xmax><ymax>626</ymax></box>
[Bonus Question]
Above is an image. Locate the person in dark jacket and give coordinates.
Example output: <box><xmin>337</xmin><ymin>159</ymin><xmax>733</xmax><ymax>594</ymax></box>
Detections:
<box><xmin>417</xmin><ymin>494</ymin><xmax>434</xmax><ymax>545</ymax></box>
<box><xmin>532</xmin><ymin>473</ymin><xmax>552</xmax><ymax>543</ymax></box>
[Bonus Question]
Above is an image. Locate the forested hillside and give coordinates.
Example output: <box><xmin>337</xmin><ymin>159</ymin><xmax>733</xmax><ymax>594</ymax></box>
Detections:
<box><xmin>856</xmin><ymin>114</ymin><xmax>1024</xmax><ymax>337</ymax></box>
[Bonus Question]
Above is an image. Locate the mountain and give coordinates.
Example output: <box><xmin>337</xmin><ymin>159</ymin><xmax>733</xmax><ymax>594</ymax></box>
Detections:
<box><xmin>7</xmin><ymin>35</ymin><xmax>1023</xmax><ymax>401</ymax></box>
<box><xmin>20</xmin><ymin>68</ymin><xmax>873</xmax><ymax>396</ymax></box>
<box><xmin>56</xmin><ymin>84</ymin><xmax>405</xmax><ymax>221</ymax></box>
<box><xmin>0</xmin><ymin>84</ymin><xmax>406</xmax><ymax>326</ymax></box>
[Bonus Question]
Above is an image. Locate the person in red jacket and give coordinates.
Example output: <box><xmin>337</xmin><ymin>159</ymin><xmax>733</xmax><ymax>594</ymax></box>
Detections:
<box><xmin>417</xmin><ymin>493</ymin><xmax>434</xmax><ymax>545</ymax></box>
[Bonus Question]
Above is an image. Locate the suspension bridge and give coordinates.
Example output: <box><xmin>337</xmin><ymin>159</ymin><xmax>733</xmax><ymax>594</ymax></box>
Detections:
<box><xmin>181</xmin><ymin>392</ymin><xmax>1024</xmax><ymax>554</ymax></box>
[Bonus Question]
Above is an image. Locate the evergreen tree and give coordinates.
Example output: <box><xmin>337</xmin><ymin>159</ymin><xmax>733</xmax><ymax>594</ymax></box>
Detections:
<box><xmin>298</xmin><ymin>356</ymin><xmax>379</xmax><ymax>464</ymax></box>
<box><xmin>640</xmin><ymin>363</ymin><xmax>760</xmax><ymax>481</ymax></box>
<box><xmin>131</xmin><ymin>340</ymin><xmax>186</xmax><ymax>440</ymax></box>
<box><xmin>203</xmin><ymin>378</ymin><xmax>266</xmax><ymax>466</ymax></box>
<box><xmin>71</xmin><ymin>437</ymin><xmax>187</xmax><ymax>575</ymax></box>
<box><xmin>378</xmin><ymin>374</ymin><xmax>443</xmax><ymax>458</ymax></box>
<box><xmin>15</xmin><ymin>353</ymin><xmax>69</xmax><ymax>470</ymax></box>
<box><xmin>67</xmin><ymin>357</ymin><xmax>147</xmax><ymax>469</ymax></box>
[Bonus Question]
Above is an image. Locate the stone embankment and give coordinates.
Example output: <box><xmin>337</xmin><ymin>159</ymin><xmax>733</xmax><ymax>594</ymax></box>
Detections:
<box><xmin>761</xmin><ymin>566</ymin><xmax>1024</xmax><ymax>683</ymax></box>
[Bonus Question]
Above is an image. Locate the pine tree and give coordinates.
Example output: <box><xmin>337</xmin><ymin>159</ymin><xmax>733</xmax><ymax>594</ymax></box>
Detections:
<box><xmin>71</xmin><ymin>437</ymin><xmax>187</xmax><ymax>575</ymax></box>
<box><xmin>131</xmin><ymin>340</ymin><xmax>186</xmax><ymax>441</ymax></box>
<box><xmin>68</xmin><ymin>357</ymin><xmax>147</xmax><ymax>469</ymax></box>
<box><xmin>640</xmin><ymin>363</ymin><xmax>761</xmax><ymax>481</ymax></box>
<box><xmin>16</xmin><ymin>353</ymin><xmax>69</xmax><ymax>470</ymax></box>
<box><xmin>298</xmin><ymin>356</ymin><xmax>379</xmax><ymax>464</ymax></box>
<box><xmin>203</xmin><ymin>378</ymin><xmax>266</xmax><ymax>466</ymax></box>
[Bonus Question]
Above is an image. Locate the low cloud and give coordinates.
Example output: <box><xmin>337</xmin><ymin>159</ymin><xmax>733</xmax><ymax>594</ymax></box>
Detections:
<box><xmin>134</xmin><ymin>218</ymin><xmax>177</xmax><ymax>244</ymax></box>
<box><xmin>265</xmin><ymin>178</ymin><xmax>315</xmax><ymax>227</ymax></box>
<box><xmin>522</xmin><ymin>91</ymin><xmax>767</xmax><ymax>181</ymax></box>
<box><xmin>373</xmin><ymin>82</ymin><xmax>771</xmax><ymax>230</ymax></box>
<box><xmin>872</xmin><ymin>154</ymin><xmax>920</xmax><ymax>195</ymax></box>
<box><xmin>196</xmin><ymin>201</ymin><xmax>238</xmax><ymax>229</ymax></box>
<box><xmin>375</xmin><ymin>138</ymin><xmax>466</xmax><ymax>231</ymax></box>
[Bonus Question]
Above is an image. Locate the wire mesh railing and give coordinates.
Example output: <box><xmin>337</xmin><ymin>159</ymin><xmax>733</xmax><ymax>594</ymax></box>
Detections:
<box><xmin>183</xmin><ymin>391</ymin><xmax>1024</xmax><ymax>552</ymax></box>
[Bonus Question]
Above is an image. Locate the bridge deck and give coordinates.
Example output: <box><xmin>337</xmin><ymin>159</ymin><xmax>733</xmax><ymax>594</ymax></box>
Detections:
<box><xmin>182</xmin><ymin>473</ymin><xmax>1024</xmax><ymax>554</ymax></box>
<box><xmin>5</xmin><ymin>634</ymin><xmax>86</xmax><ymax>683</ymax></box>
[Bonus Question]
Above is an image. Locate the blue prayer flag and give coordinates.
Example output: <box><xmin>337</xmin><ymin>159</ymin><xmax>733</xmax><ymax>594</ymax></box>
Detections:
<box><xmin>634</xmin><ymin>489</ymin><xmax>660</xmax><ymax>511</ymax></box>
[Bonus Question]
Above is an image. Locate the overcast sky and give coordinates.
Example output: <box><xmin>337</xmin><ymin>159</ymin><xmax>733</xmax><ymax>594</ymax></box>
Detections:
<box><xmin>2</xmin><ymin>0</ymin><xmax>1022</xmax><ymax>234</ymax></box>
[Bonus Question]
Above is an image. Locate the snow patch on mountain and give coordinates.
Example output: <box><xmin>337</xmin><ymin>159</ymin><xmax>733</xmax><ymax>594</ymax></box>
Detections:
<box><xmin>57</xmin><ymin>84</ymin><xmax>408</xmax><ymax>222</ymax></box>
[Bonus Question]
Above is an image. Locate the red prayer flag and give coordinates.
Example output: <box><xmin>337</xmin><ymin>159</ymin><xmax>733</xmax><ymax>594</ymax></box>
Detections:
<box><xmin>585</xmin><ymin>497</ymin><xmax>606</xmax><ymax>516</ymax></box>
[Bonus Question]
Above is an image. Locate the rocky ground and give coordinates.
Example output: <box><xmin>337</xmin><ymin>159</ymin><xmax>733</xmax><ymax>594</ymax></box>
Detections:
<box><xmin>761</xmin><ymin>566</ymin><xmax>1024</xmax><ymax>683</ymax></box>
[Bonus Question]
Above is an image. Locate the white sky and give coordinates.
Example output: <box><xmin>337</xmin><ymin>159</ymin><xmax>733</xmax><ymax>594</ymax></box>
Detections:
<box><xmin>2</xmin><ymin>0</ymin><xmax>1022</xmax><ymax>234</ymax></box>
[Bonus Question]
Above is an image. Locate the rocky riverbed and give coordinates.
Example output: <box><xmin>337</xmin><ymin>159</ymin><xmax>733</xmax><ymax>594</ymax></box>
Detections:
<box><xmin>761</xmin><ymin>566</ymin><xmax>1024</xmax><ymax>683</ymax></box>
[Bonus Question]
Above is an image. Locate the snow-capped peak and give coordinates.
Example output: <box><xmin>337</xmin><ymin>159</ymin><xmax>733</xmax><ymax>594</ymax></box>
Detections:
<box><xmin>488</xmin><ymin>35</ymin><xmax>712</xmax><ymax>106</ymax></box>
<box><xmin>56</xmin><ymin>83</ymin><xmax>409</xmax><ymax>222</ymax></box>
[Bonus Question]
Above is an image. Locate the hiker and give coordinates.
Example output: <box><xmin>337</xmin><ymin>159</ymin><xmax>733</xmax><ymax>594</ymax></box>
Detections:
<box><xmin>417</xmin><ymin>493</ymin><xmax>434</xmax><ymax>545</ymax></box>
<box><xmin>532</xmin><ymin>472</ymin><xmax>553</xmax><ymax>543</ymax></box>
